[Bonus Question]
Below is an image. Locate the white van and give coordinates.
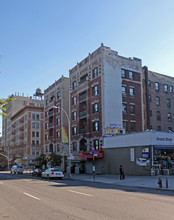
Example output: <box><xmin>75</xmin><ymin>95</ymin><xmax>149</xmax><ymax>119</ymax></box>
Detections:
<box><xmin>11</xmin><ymin>165</ymin><xmax>24</xmax><ymax>174</ymax></box>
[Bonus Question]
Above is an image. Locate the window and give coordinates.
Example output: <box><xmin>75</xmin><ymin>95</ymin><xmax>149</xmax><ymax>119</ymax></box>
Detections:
<box><xmin>168</xmin><ymin>113</ymin><xmax>172</xmax><ymax>121</ymax></box>
<box><xmin>36</xmin><ymin>140</ymin><xmax>39</xmax><ymax>145</ymax></box>
<box><xmin>57</xmin><ymin>144</ymin><xmax>60</xmax><ymax>152</ymax></box>
<box><xmin>130</xmin><ymin>122</ymin><xmax>135</xmax><ymax>132</ymax></box>
<box><xmin>72</xmin><ymin>127</ymin><xmax>77</xmax><ymax>135</ymax></box>
<box><xmin>157</xmin><ymin>126</ymin><xmax>161</xmax><ymax>131</ymax></box>
<box><xmin>32</xmin><ymin>114</ymin><xmax>35</xmax><ymax>120</ymax></box>
<box><xmin>57</xmin><ymin>118</ymin><xmax>60</xmax><ymax>126</ymax></box>
<box><xmin>93</xmin><ymin>121</ymin><xmax>99</xmax><ymax>132</ymax></box>
<box><xmin>170</xmin><ymin>86</ymin><xmax>173</xmax><ymax>93</ymax></box>
<box><xmin>36</xmin><ymin>114</ymin><xmax>39</xmax><ymax>120</ymax></box>
<box><xmin>57</xmin><ymin>104</ymin><xmax>60</xmax><ymax>112</ymax></box>
<box><xmin>45</xmin><ymin>123</ymin><xmax>48</xmax><ymax>129</ymax></box>
<box><xmin>45</xmin><ymin>134</ymin><xmax>48</xmax><ymax>141</ymax></box>
<box><xmin>130</xmin><ymin>105</ymin><xmax>135</xmax><ymax>114</ymax></box>
<box><xmin>57</xmin><ymin>131</ymin><xmax>60</xmax><ymax>138</ymax></box>
<box><xmin>164</xmin><ymin>84</ymin><xmax>168</xmax><ymax>92</ymax></box>
<box><xmin>149</xmin><ymin>95</ymin><xmax>151</xmax><ymax>102</ymax></box>
<box><xmin>167</xmin><ymin>98</ymin><xmax>171</xmax><ymax>108</ymax></box>
<box><xmin>46</xmin><ymin>99</ymin><xmax>49</xmax><ymax>106</ymax></box>
<box><xmin>129</xmin><ymin>71</ymin><xmax>133</xmax><ymax>80</ymax></box>
<box><xmin>122</xmin><ymin>86</ymin><xmax>126</xmax><ymax>95</ymax></box>
<box><xmin>36</xmin><ymin>148</ymin><xmax>39</xmax><ymax>155</ymax></box>
<box><xmin>72</xmin><ymin>111</ymin><xmax>77</xmax><ymax>120</ymax></box>
<box><xmin>93</xmin><ymin>139</ymin><xmax>99</xmax><ymax>150</ymax></box>
<box><xmin>148</xmin><ymin>80</ymin><xmax>151</xmax><ymax>86</ymax></box>
<box><xmin>129</xmin><ymin>88</ymin><xmax>134</xmax><ymax>97</ymax></box>
<box><xmin>32</xmin><ymin>140</ymin><xmax>35</xmax><ymax>146</ymax></box>
<box><xmin>123</xmin><ymin>121</ymin><xmax>127</xmax><ymax>131</ymax></box>
<box><xmin>157</xmin><ymin>111</ymin><xmax>161</xmax><ymax>121</ymax></box>
<box><xmin>32</xmin><ymin>148</ymin><xmax>35</xmax><ymax>155</ymax></box>
<box><xmin>72</xmin><ymin>142</ymin><xmax>77</xmax><ymax>151</ymax></box>
<box><xmin>93</xmin><ymin>67</ymin><xmax>98</xmax><ymax>79</ymax></box>
<box><xmin>93</xmin><ymin>85</ymin><xmax>98</xmax><ymax>96</ymax></box>
<box><xmin>36</xmin><ymin>132</ymin><xmax>39</xmax><ymax>137</ymax></box>
<box><xmin>156</xmin><ymin>96</ymin><xmax>160</xmax><ymax>105</ymax></box>
<box><xmin>72</xmin><ymin>81</ymin><xmax>76</xmax><ymax>90</ymax></box>
<box><xmin>32</xmin><ymin>123</ymin><xmax>35</xmax><ymax>128</ymax></box>
<box><xmin>122</xmin><ymin>103</ymin><xmax>127</xmax><ymax>114</ymax></box>
<box><xmin>168</xmin><ymin>127</ymin><xmax>172</xmax><ymax>132</ymax></box>
<box><xmin>32</xmin><ymin>132</ymin><xmax>35</xmax><ymax>137</ymax></box>
<box><xmin>36</xmin><ymin>123</ymin><xmax>39</xmax><ymax>128</ymax></box>
<box><xmin>121</xmin><ymin>69</ymin><xmax>126</xmax><ymax>78</ymax></box>
<box><xmin>57</xmin><ymin>91</ymin><xmax>60</xmax><ymax>99</ymax></box>
<box><xmin>93</xmin><ymin>103</ymin><xmax>99</xmax><ymax>113</ymax></box>
<box><xmin>72</xmin><ymin>96</ymin><xmax>77</xmax><ymax>105</ymax></box>
<box><xmin>155</xmin><ymin>82</ymin><xmax>159</xmax><ymax>91</ymax></box>
<box><xmin>45</xmin><ymin>111</ymin><xmax>48</xmax><ymax>118</ymax></box>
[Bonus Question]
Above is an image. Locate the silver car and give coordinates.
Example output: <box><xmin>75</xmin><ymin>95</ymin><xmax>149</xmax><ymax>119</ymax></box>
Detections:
<box><xmin>41</xmin><ymin>168</ymin><xmax>64</xmax><ymax>179</ymax></box>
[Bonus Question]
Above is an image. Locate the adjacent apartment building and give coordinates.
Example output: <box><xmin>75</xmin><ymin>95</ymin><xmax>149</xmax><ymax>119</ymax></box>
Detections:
<box><xmin>2</xmin><ymin>90</ymin><xmax>44</xmax><ymax>165</ymax></box>
<box><xmin>11</xmin><ymin>105</ymin><xmax>44</xmax><ymax>166</ymax></box>
<box><xmin>143</xmin><ymin>66</ymin><xmax>174</xmax><ymax>132</ymax></box>
<box><xmin>69</xmin><ymin>44</ymin><xmax>143</xmax><ymax>173</ymax></box>
<box><xmin>44</xmin><ymin>76</ymin><xmax>69</xmax><ymax>170</ymax></box>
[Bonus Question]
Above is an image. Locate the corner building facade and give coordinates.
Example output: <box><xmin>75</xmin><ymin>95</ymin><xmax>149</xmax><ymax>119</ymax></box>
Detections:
<box><xmin>69</xmin><ymin>44</ymin><xmax>143</xmax><ymax>173</ymax></box>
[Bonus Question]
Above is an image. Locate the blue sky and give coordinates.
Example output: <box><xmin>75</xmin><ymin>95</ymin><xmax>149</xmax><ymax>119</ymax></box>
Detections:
<box><xmin>1</xmin><ymin>0</ymin><xmax>174</xmax><ymax>134</ymax></box>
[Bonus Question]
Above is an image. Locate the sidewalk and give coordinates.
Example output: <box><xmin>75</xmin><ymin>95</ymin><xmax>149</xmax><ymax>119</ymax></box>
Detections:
<box><xmin>70</xmin><ymin>174</ymin><xmax>174</xmax><ymax>191</ymax></box>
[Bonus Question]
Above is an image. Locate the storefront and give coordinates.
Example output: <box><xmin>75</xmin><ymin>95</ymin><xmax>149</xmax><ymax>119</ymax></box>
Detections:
<box><xmin>103</xmin><ymin>131</ymin><xmax>174</xmax><ymax>176</ymax></box>
<box><xmin>70</xmin><ymin>150</ymin><xmax>104</xmax><ymax>174</ymax></box>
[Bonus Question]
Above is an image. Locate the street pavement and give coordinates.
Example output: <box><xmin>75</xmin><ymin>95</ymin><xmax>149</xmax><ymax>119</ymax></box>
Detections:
<box><xmin>2</xmin><ymin>170</ymin><xmax>174</xmax><ymax>191</ymax></box>
<box><xmin>70</xmin><ymin>173</ymin><xmax>174</xmax><ymax>191</ymax></box>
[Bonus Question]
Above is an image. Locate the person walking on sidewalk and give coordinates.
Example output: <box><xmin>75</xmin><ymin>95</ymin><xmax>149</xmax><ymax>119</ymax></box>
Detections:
<box><xmin>119</xmin><ymin>165</ymin><xmax>125</xmax><ymax>180</ymax></box>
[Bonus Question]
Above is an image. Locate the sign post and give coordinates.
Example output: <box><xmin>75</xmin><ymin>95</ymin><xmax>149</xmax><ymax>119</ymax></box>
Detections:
<box><xmin>90</xmin><ymin>147</ymin><xmax>97</xmax><ymax>181</ymax></box>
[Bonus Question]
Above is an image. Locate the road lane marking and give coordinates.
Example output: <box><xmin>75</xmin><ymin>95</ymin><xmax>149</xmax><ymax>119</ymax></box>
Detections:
<box><xmin>68</xmin><ymin>190</ymin><xmax>93</xmax><ymax>197</ymax></box>
<box><xmin>24</xmin><ymin>192</ymin><xmax>40</xmax><ymax>200</ymax></box>
<box><xmin>0</xmin><ymin>182</ymin><xmax>4</xmax><ymax>184</ymax></box>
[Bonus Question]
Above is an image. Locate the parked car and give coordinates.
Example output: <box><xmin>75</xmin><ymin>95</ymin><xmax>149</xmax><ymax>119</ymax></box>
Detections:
<box><xmin>11</xmin><ymin>165</ymin><xmax>24</xmax><ymax>174</ymax></box>
<box><xmin>31</xmin><ymin>168</ymin><xmax>43</xmax><ymax>177</ymax></box>
<box><xmin>41</xmin><ymin>168</ymin><xmax>64</xmax><ymax>179</ymax></box>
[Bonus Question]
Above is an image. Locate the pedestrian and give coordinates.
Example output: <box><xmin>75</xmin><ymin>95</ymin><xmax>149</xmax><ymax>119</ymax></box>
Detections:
<box><xmin>119</xmin><ymin>165</ymin><xmax>125</xmax><ymax>180</ymax></box>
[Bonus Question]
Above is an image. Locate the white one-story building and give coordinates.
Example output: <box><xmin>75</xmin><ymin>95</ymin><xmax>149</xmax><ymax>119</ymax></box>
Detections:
<box><xmin>103</xmin><ymin>131</ymin><xmax>174</xmax><ymax>175</ymax></box>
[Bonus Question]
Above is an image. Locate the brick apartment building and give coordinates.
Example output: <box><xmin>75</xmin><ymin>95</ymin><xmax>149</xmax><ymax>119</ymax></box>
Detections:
<box><xmin>69</xmin><ymin>44</ymin><xmax>143</xmax><ymax>173</ymax></box>
<box><xmin>143</xmin><ymin>66</ymin><xmax>174</xmax><ymax>132</ymax></box>
<box><xmin>44</xmin><ymin>76</ymin><xmax>69</xmax><ymax>170</ymax></box>
<box><xmin>11</xmin><ymin>105</ymin><xmax>44</xmax><ymax>166</ymax></box>
<box><xmin>2</xmin><ymin>93</ymin><xmax>44</xmax><ymax>157</ymax></box>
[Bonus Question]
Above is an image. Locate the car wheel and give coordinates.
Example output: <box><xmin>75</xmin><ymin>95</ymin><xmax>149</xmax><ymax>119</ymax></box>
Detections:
<box><xmin>47</xmin><ymin>175</ymin><xmax>49</xmax><ymax>179</ymax></box>
<box><xmin>59</xmin><ymin>177</ymin><xmax>62</xmax><ymax>180</ymax></box>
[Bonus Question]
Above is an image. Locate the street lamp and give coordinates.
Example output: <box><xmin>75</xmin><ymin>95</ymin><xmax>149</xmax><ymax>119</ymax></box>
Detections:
<box><xmin>53</xmin><ymin>105</ymin><xmax>71</xmax><ymax>178</ymax></box>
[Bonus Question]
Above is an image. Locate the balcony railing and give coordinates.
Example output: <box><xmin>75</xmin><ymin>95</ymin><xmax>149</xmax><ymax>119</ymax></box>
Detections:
<box><xmin>79</xmin><ymin>128</ymin><xmax>87</xmax><ymax>134</ymax></box>
<box><xmin>79</xmin><ymin>110</ymin><xmax>87</xmax><ymax>118</ymax></box>
<box><xmin>79</xmin><ymin>94</ymin><xmax>86</xmax><ymax>102</ymax></box>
